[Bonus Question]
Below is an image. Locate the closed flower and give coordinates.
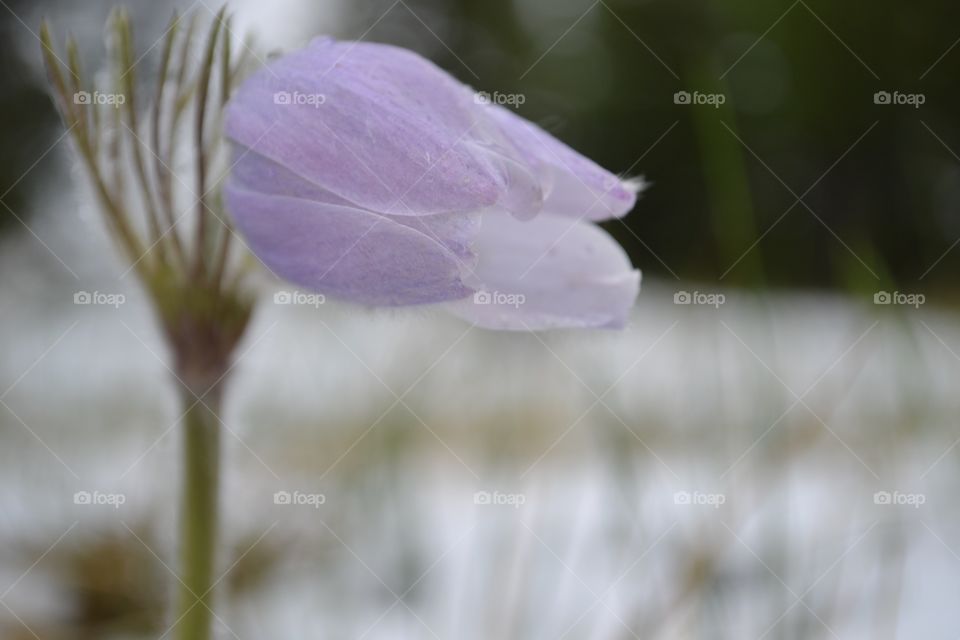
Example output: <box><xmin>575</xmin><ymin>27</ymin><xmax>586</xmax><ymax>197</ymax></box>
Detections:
<box><xmin>225</xmin><ymin>38</ymin><xmax>641</xmax><ymax>329</ymax></box>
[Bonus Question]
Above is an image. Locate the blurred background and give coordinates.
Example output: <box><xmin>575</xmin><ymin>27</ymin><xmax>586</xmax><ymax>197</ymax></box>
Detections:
<box><xmin>2</xmin><ymin>0</ymin><xmax>960</xmax><ymax>638</ymax></box>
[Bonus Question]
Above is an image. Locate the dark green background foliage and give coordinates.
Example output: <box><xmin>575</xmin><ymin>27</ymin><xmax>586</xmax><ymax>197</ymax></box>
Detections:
<box><xmin>6</xmin><ymin>0</ymin><xmax>960</xmax><ymax>295</ymax></box>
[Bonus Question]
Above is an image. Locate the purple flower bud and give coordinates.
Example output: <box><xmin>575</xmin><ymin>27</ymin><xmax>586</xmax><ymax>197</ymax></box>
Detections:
<box><xmin>225</xmin><ymin>38</ymin><xmax>641</xmax><ymax>329</ymax></box>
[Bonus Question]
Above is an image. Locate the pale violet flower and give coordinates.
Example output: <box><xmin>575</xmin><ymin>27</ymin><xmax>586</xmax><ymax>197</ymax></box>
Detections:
<box><xmin>225</xmin><ymin>38</ymin><xmax>641</xmax><ymax>330</ymax></box>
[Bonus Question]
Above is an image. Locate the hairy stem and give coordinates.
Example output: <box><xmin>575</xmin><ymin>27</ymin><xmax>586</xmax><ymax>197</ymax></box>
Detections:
<box><xmin>153</xmin><ymin>11</ymin><xmax>188</xmax><ymax>266</ymax></box>
<box><xmin>192</xmin><ymin>8</ymin><xmax>226</xmax><ymax>280</ymax></box>
<box><xmin>175</xmin><ymin>385</ymin><xmax>221</xmax><ymax>640</ymax></box>
<box><xmin>116</xmin><ymin>9</ymin><xmax>167</xmax><ymax>264</ymax></box>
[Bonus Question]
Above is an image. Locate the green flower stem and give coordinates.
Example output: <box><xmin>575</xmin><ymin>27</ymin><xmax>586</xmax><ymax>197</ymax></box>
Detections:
<box><xmin>176</xmin><ymin>387</ymin><xmax>222</xmax><ymax>640</ymax></box>
<box><xmin>41</xmin><ymin>17</ymin><xmax>253</xmax><ymax>640</ymax></box>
